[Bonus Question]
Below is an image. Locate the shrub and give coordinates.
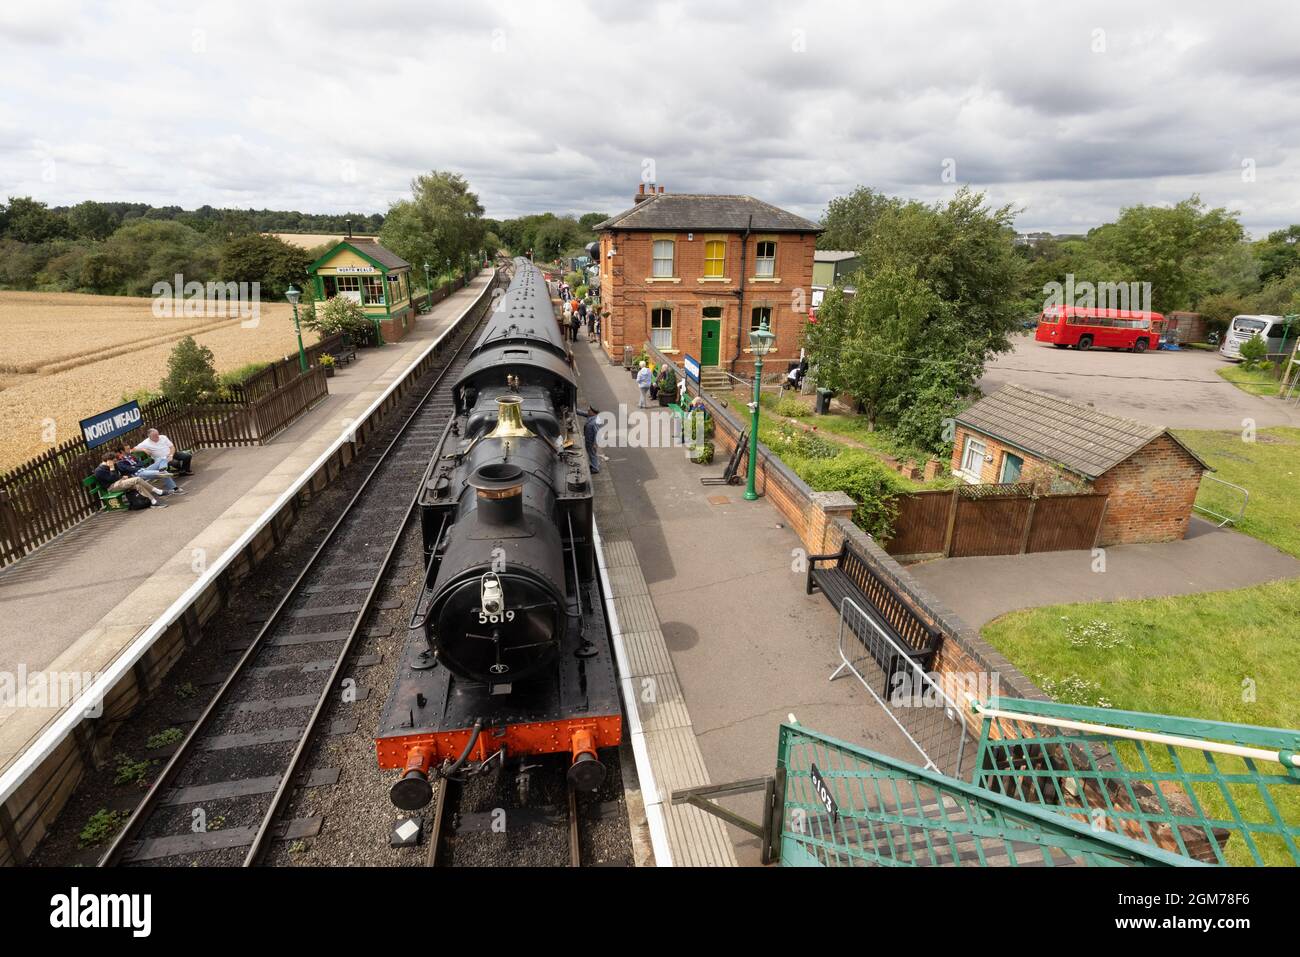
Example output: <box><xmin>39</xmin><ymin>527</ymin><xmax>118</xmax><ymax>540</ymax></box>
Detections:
<box><xmin>774</xmin><ymin>397</ymin><xmax>809</xmax><ymax>418</ymax></box>
<box><xmin>160</xmin><ymin>336</ymin><xmax>218</xmax><ymax>406</ymax></box>
<box><xmin>797</xmin><ymin>452</ymin><xmax>902</xmax><ymax>541</ymax></box>
<box><xmin>772</xmin><ymin>421</ymin><xmax>838</xmax><ymax>460</ymax></box>
<box><xmin>303</xmin><ymin>296</ymin><xmax>370</xmax><ymax>338</ymax></box>
<box><xmin>79</xmin><ymin>808</ymin><xmax>126</xmax><ymax>848</ymax></box>
<box><xmin>1239</xmin><ymin>333</ymin><xmax>1269</xmax><ymax>370</ymax></box>
<box><xmin>218</xmin><ymin>361</ymin><xmax>269</xmax><ymax>388</ymax></box>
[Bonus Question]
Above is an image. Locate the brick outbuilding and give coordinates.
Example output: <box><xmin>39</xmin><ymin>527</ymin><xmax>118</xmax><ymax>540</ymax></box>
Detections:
<box><xmin>951</xmin><ymin>386</ymin><xmax>1211</xmax><ymax>546</ymax></box>
<box><xmin>594</xmin><ymin>187</ymin><xmax>820</xmax><ymax>377</ymax></box>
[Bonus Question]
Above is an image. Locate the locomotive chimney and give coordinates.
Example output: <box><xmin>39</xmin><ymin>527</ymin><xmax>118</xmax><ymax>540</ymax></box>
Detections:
<box><xmin>470</xmin><ymin>462</ymin><xmax>525</xmax><ymax>525</ymax></box>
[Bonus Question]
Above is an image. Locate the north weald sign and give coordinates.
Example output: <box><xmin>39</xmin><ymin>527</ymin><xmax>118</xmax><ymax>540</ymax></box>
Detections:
<box><xmin>79</xmin><ymin>400</ymin><xmax>143</xmax><ymax>449</ymax></box>
<box><xmin>683</xmin><ymin>354</ymin><xmax>700</xmax><ymax>383</ymax></box>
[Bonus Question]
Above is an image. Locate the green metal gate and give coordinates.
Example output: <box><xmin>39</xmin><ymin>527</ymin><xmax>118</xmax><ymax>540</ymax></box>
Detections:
<box><xmin>971</xmin><ymin>697</ymin><xmax>1300</xmax><ymax>867</ymax></box>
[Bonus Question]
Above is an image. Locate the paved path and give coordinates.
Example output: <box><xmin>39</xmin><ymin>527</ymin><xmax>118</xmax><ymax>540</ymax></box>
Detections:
<box><xmin>0</xmin><ymin>275</ymin><xmax>491</xmax><ymax>681</ymax></box>
<box><xmin>909</xmin><ymin>517</ymin><xmax>1300</xmax><ymax>629</ymax></box>
<box><xmin>981</xmin><ymin>336</ymin><xmax>1300</xmax><ymax>430</ymax></box>
<box><xmin>572</xmin><ymin>337</ymin><xmax>917</xmax><ymax>865</ymax></box>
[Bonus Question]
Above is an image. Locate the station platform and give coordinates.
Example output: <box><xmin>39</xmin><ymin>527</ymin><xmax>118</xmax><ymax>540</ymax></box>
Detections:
<box><xmin>571</xmin><ymin>338</ymin><xmax>915</xmax><ymax>866</ymax></box>
<box><xmin>0</xmin><ymin>272</ymin><xmax>493</xmax><ymax>776</ymax></box>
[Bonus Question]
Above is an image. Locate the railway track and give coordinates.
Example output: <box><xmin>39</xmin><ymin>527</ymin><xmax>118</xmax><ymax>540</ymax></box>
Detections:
<box><xmin>98</xmin><ymin>292</ymin><xmax>495</xmax><ymax>867</ymax></box>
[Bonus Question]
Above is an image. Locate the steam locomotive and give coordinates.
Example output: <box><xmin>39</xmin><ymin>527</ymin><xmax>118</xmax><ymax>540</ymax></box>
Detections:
<box><xmin>375</xmin><ymin>259</ymin><xmax>622</xmax><ymax>810</ymax></box>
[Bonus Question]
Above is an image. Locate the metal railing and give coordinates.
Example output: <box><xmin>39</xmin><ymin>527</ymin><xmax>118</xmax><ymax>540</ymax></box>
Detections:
<box><xmin>970</xmin><ymin>697</ymin><xmax>1300</xmax><ymax>866</ymax></box>
<box><xmin>774</xmin><ymin>722</ymin><xmax>1192</xmax><ymax>867</ymax></box>
<box><xmin>1192</xmin><ymin>473</ymin><xmax>1249</xmax><ymax>527</ymax></box>
<box><xmin>831</xmin><ymin>596</ymin><xmax>972</xmax><ymax>777</ymax></box>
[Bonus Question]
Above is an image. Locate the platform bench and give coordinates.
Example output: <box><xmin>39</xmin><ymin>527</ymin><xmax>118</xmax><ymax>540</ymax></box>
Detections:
<box><xmin>806</xmin><ymin>542</ymin><xmax>941</xmax><ymax>696</ymax></box>
<box><xmin>82</xmin><ymin>475</ymin><xmax>128</xmax><ymax>512</ymax></box>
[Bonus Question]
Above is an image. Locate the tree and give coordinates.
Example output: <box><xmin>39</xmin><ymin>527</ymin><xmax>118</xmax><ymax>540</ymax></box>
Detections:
<box><xmin>218</xmin><ymin>233</ymin><xmax>310</xmax><ymax>299</ymax></box>
<box><xmin>380</xmin><ymin>171</ymin><xmax>486</xmax><ymax>277</ymax></box>
<box><xmin>1256</xmin><ymin>225</ymin><xmax>1300</xmax><ymax>284</ymax></box>
<box><xmin>1</xmin><ymin>196</ymin><xmax>68</xmax><ymax>242</ymax></box>
<box><xmin>577</xmin><ymin>212</ymin><xmax>609</xmax><ymax>231</ymax></box>
<box><xmin>1087</xmin><ymin>195</ymin><xmax>1243</xmax><ymax>312</ymax></box>
<box><xmin>818</xmin><ymin>186</ymin><xmax>897</xmax><ymax>251</ymax></box>
<box><xmin>67</xmin><ymin>201</ymin><xmax>119</xmax><ymax>241</ymax></box>
<box><xmin>160</xmin><ymin>336</ymin><xmax>218</xmax><ymax>405</ymax></box>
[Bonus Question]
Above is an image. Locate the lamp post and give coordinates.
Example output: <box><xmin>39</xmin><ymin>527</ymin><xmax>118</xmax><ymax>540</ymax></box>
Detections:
<box><xmin>744</xmin><ymin>318</ymin><xmax>776</xmax><ymax>501</ymax></box>
<box><xmin>286</xmin><ymin>285</ymin><xmax>307</xmax><ymax>373</ymax></box>
<box><xmin>423</xmin><ymin>261</ymin><xmax>431</xmax><ymax>307</ymax></box>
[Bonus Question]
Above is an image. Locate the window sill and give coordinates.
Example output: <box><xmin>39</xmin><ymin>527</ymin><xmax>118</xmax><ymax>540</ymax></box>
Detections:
<box><xmin>697</xmin><ymin>277</ymin><xmax>731</xmax><ymax>283</ymax></box>
<box><xmin>748</xmin><ymin>277</ymin><xmax>781</xmax><ymax>283</ymax></box>
<box><xmin>645</xmin><ymin>277</ymin><xmax>681</xmax><ymax>284</ymax></box>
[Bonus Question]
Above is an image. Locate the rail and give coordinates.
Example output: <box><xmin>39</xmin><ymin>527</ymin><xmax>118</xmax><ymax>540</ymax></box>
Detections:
<box><xmin>1192</xmin><ymin>473</ymin><xmax>1249</xmax><ymax>527</ymax></box>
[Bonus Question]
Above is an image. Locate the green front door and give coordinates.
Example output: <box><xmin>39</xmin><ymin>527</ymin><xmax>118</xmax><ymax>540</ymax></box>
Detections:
<box><xmin>701</xmin><ymin>317</ymin><xmax>721</xmax><ymax>366</ymax></box>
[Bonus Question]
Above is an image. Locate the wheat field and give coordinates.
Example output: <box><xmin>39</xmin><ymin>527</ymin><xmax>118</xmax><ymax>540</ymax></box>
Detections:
<box><xmin>0</xmin><ymin>291</ymin><xmax>320</xmax><ymax>472</ymax></box>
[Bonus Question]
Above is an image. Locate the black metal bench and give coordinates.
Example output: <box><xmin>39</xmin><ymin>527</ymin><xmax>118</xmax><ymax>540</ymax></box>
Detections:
<box><xmin>807</xmin><ymin>542</ymin><xmax>941</xmax><ymax>697</ymax></box>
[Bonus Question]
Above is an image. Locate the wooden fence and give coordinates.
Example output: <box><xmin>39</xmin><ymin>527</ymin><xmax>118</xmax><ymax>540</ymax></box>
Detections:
<box><xmin>0</xmin><ymin>367</ymin><xmax>328</xmax><ymax>568</ymax></box>
<box><xmin>886</xmin><ymin>486</ymin><xmax>1109</xmax><ymax>560</ymax></box>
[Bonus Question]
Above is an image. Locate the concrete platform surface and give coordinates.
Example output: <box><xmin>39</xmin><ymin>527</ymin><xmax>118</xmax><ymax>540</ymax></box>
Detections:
<box><xmin>0</xmin><ymin>273</ymin><xmax>491</xmax><ymax>769</ymax></box>
<box><xmin>909</xmin><ymin>516</ymin><xmax>1300</xmax><ymax>629</ymax></box>
<box><xmin>573</xmin><ymin>338</ymin><xmax>917</xmax><ymax>865</ymax></box>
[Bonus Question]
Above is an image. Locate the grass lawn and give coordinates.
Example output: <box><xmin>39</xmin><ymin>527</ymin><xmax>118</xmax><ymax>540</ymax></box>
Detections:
<box><xmin>1216</xmin><ymin>362</ymin><xmax>1285</xmax><ymax>397</ymax></box>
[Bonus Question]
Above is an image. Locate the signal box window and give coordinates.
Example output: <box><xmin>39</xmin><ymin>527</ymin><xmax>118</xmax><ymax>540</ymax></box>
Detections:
<box><xmin>652</xmin><ymin>240</ymin><xmax>675</xmax><ymax>277</ymax></box>
<box><xmin>651</xmin><ymin>307</ymin><xmax>673</xmax><ymax>349</ymax></box>
<box><xmin>704</xmin><ymin>240</ymin><xmax>726</xmax><ymax>277</ymax></box>
<box><xmin>755</xmin><ymin>240</ymin><xmax>776</xmax><ymax>277</ymax></box>
<box><xmin>363</xmin><ymin>276</ymin><xmax>385</xmax><ymax>305</ymax></box>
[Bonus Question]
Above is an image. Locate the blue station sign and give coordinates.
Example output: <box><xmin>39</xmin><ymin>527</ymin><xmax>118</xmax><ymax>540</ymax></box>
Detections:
<box><xmin>683</xmin><ymin>354</ymin><xmax>700</xmax><ymax>383</ymax></box>
<box><xmin>80</xmin><ymin>400</ymin><xmax>143</xmax><ymax>449</ymax></box>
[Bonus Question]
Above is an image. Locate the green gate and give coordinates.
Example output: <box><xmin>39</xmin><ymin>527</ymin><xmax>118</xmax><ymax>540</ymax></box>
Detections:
<box><xmin>971</xmin><ymin>697</ymin><xmax>1300</xmax><ymax>867</ymax></box>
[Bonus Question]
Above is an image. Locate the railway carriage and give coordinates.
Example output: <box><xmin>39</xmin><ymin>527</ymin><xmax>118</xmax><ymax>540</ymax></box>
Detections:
<box><xmin>375</xmin><ymin>259</ymin><xmax>621</xmax><ymax>809</ymax></box>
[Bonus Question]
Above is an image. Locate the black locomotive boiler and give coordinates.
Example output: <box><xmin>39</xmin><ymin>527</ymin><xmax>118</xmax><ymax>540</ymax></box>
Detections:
<box><xmin>375</xmin><ymin>259</ymin><xmax>621</xmax><ymax>809</ymax></box>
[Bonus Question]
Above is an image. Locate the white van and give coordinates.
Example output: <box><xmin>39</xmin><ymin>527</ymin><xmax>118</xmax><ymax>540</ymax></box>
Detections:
<box><xmin>1218</xmin><ymin>314</ymin><xmax>1293</xmax><ymax>360</ymax></box>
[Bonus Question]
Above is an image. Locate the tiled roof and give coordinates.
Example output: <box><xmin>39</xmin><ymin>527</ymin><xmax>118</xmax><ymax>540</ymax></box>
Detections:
<box><xmin>347</xmin><ymin>237</ymin><xmax>410</xmax><ymax>270</ymax></box>
<box><xmin>956</xmin><ymin>385</ymin><xmax>1211</xmax><ymax>479</ymax></box>
<box><xmin>595</xmin><ymin>194</ymin><xmax>820</xmax><ymax>233</ymax></box>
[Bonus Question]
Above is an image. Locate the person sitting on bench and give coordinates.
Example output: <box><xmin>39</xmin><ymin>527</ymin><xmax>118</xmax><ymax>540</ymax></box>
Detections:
<box><xmin>133</xmin><ymin>429</ymin><xmax>192</xmax><ymax>475</ymax></box>
<box><xmin>116</xmin><ymin>445</ymin><xmax>182</xmax><ymax>494</ymax></box>
<box><xmin>94</xmin><ymin>453</ymin><xmax>168</xmax><ymax>508</ymax></box>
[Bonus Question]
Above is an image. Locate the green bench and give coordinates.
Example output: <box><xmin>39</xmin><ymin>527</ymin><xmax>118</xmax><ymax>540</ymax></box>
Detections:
<box><xmin>82</xmin><ymin>475</ymin><xmax>128</xmax><ymax>511</ymax></box>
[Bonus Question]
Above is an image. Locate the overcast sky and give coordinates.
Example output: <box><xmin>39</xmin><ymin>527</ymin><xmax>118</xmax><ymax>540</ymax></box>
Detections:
<box><xmin>3</xmin><ymin>0</ymin><xmax>1299</xmax><ymax>236</ymax></box>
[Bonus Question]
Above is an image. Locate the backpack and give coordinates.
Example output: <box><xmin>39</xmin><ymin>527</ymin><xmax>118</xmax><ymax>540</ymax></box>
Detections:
<box><xmin>125</xmin><ymin>489</ymin><xmax>152</xmax><ymax>510</ymax></box>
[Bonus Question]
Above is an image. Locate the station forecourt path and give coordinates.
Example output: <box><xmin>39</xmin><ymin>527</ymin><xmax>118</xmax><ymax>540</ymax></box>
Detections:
<box><xmin>0</xmin><ymin>272</ymin><xmax>493</xmax><ymax>774</ymax></box>
<box><xmin>571</xmin><ymin>336</ymin><xmax>916</xmax><ymax>866</ymax></box>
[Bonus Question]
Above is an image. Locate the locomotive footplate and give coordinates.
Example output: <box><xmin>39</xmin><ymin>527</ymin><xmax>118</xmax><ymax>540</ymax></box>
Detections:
<box><xmin>376</xmin><ymin>577</ymin><xmax>622</xmax><ymax>809</ymax></box>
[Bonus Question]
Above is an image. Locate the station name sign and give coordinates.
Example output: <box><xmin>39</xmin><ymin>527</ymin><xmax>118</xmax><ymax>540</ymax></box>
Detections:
<box><xmin>683</xmin><ymin>354</ymin><xmax>700</xmax><ymax>383</ymax></box>
<box><xmin>80</xmin><ymin>400</ymin><xmax>143</xmax><ymax>449</ymax></box>
<box><xmin>334</xmin><ymin>265</ymin><xmax>377</xmax><ymax>274</ymax></box>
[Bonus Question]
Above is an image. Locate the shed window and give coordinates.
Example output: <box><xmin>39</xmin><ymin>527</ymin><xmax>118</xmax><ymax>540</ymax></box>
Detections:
<box><xmin>960</xmin><ymin>436</ymin><xmax>987</xmax><ymax>479</ymax></box>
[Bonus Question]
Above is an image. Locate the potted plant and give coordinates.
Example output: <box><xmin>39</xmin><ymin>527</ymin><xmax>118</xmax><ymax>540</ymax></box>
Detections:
<box><xmin>656</xmin><ymin>366</ymin><xmax>677</xmax><ymax>406</ymax></box>
<box><xmin>319</xmin><ymin>354</ymin><xmax>336</xmax><ymax>378</ymax></box>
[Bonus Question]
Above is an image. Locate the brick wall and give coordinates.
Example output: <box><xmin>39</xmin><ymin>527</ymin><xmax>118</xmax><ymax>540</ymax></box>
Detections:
<box><xmin>1093</xmin><ymin>433</ymin><xmax>1204</xmax><ymax>545</ymax></box>
<box><xmin>952</xmin><ymin>425</ymin><xmax>1203</xmax><ymax>545</ymax></box>
<box><xmin>599</xmin><ymin>224</ymin><xmax>817</xmax><ymax>376</ymax></box>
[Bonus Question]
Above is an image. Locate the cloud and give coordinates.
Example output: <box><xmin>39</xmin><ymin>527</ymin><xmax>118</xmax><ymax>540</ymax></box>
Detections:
<box><xmin>1</xmin><ymin>0</ymin><xmax>1298</xmax><ymax>235</ymax></box>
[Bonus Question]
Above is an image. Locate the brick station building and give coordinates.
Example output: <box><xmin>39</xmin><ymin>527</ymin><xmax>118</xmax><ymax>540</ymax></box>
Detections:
<box><xmin>594</xmin><ymin>186</ymin><xmax>820</xmax><ymax>377</ymax></box>
<box><xmin>951</xmin><ymin>385</ymin><xmax>1211</xmax><ymax>546</ymax></box>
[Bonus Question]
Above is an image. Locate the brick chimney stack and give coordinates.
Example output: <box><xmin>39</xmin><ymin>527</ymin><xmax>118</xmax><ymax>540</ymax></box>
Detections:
<box><xmin>634</xmin><ymin>183</ymin><xmax>650</xmax><ymax>204</ymax></box>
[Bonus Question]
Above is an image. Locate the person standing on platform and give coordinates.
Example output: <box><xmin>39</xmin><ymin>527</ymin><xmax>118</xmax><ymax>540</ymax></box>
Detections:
<box><xmin>577</xmin><ymin>406</ymin><xmax>603</xmax><ymax>473</ymax></box>
<box><xmin>636</xmin><ymin>361</ymin><xmax>653</xmax><ymax>408</ymax></box>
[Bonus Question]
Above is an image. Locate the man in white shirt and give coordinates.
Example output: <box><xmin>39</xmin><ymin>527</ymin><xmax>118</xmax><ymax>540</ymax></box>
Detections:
<box><xmin>133</xmin><ymin>429</ymin><xmax>193</xmax><ymax>475</ymax></box>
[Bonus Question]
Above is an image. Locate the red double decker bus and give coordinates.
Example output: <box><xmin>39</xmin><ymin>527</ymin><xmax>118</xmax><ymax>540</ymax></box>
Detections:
<box><xmin>1034</xmin><ymin>306</ymin><xmax>1163</xmax><ymax>352</ymax></box>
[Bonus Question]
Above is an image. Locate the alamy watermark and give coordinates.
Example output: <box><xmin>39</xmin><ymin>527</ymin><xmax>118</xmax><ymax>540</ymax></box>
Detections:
<box><xmin>152</xmin><ymin>273</ymin><xmax>261</xmax><ymax>325</ymax></box>
<box><xmin>0</xmin><ymin>666</ymin><xmax>103</xmax><ymax>715</ymax></box>
<box><xmin>1042</xmin><ymin>274</ymin><xmax>1152</xmax><ymax>316</ymax></box>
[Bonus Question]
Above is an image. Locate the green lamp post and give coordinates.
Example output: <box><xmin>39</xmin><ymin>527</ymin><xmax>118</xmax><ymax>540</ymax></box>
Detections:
<box><xmin>744</xmin><ymin>318</ymin><xmax>776</xmax><ymax>501</ymax></box>
<box><xmin>286</xmin><ymin>285</ymin><xmax>307</xmax><ymax>373</ymax></box>
<box><xmin>423</xmin><ymin>261</ymin><xmax>431</xmax><ymax>307</ymax></box>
